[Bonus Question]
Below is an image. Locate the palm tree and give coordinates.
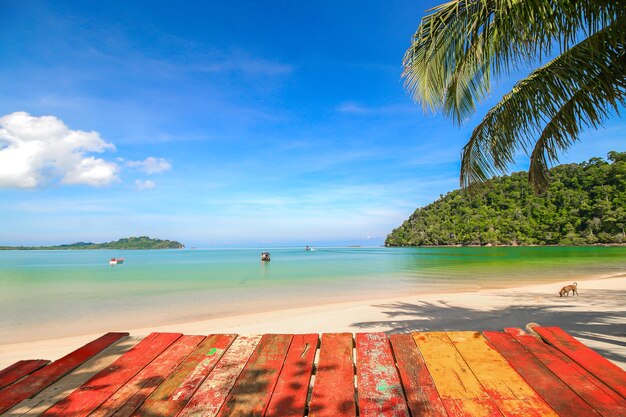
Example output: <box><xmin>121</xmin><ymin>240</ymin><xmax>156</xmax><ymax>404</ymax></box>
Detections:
<box><xmin>402</xmin><ymin>0</ymin><xmax>626</xmax><ymax>192</ymax></box>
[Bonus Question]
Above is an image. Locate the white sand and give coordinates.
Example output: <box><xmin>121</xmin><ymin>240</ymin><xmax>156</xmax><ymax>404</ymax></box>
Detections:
<box><xmin>1</xmin><ymin>276</ymin><xmax>625</xmax><ymax>370</ymax></box>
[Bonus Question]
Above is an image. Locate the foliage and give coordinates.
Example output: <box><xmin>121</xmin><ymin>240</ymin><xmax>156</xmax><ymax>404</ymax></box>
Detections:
<box><xmin>89</xmin><ymin>236</ymin><xmax>184</xmax><ymax>249</ymax></box>
<box><xmin>0</xmin><ymin>236</ymin><xmax>185</xmax><ymax>250</ymax></box>
<box><xmin>402</xmin><ymin>0</ymin><xmax>626</xmax><ymax>192</ymax></box>
<box><xmin>385</xmin><ymin>152</ymin><xmax>626</xmax><ymax>246</ymax></box>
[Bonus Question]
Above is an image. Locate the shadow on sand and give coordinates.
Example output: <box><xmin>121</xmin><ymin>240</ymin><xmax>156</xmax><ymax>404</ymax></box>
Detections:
<box><xmin>352</xmin><ymin>288</ymin><xmax>626</xmax><ymax>364</ymax></box>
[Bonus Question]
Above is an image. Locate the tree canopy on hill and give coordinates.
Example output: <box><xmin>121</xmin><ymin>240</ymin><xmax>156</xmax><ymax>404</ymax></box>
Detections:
<box><xmin>0</xmin><ymin>236</ymin><xmax>184</xmax><ymax>250</ymax></box>
<box><xmin>386</xmin><ymin>152</ymin><xmax>626</xmax><ymax>246</ymax></box>
<box><xmin>89</xmin><ymin>236</ymin><xmax>184</xmax><ymax>249</ymax></box>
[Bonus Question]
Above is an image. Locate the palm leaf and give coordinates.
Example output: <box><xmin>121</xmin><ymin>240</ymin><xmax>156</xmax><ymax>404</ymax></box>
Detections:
<box><xmin>403</xmin><ymin>0</ymin><xmax>625</xmax><ymax>123</ymax></box>
<box><xmin>461</xmin><ymin>16</ymin><xmax>626</xmax><ymax>190</ymax></box>
<box><xmin>529</xmin><ymin>51</ymin><xmax>626</xmax><ymax>191</ymax></box>
<box><xmin>403</xmin><ymin>0</ymin><xmax>626</xmax><ymax>191</ymax></box>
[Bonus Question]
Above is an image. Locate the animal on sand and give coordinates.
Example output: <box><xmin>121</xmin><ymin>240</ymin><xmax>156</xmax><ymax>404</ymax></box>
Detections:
<box><xmin>559</xmin><ymin>282</ymin><xmax>578</xmax><ymax>297</ymax></box>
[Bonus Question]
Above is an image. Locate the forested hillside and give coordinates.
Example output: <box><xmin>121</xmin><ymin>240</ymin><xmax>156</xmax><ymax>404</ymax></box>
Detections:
<box><xmin>0</xmin><ymin>236</ymin><xmax>184</xmax><ymax>250</ymax></box>
<box><xmin>386</xmin><ymin>152</ymin><xmax>626</xmax><ymax>246</ymax></box>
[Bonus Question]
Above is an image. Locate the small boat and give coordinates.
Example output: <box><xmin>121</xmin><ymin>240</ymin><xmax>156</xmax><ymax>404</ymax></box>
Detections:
<box><xmin>305</xmin><ymin>246</ymin><xmax>312</xmax><ymax>251</ymax></box>
<box><xmin>109</xmin><ymin>258</ymin><xmax>124</xmax><ymax>265</ymax></box>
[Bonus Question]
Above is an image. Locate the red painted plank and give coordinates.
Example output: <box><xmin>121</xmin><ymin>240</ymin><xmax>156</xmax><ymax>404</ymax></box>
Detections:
<box><xmin>216</xmin><ymin>334</ymin><xmax>293</xmax><ymax>417</ymax></box>
<box><xmin>0</xmin><ymin>359</ymin><xmax>50</xmax><ymax>390</ymax></box>
<box><xmin>484</xmin><ymin>331</ymin><xmax>601</xmax><ymax>417</ymax></box>
<box><xmin>41</xmin><ymin>332</ymin><xmax>181</xmax><ymax>417</ymax></box>
<box><xmin>178</xmin><ymin>334</ymin><xmax>262</xmax><ymax>417</ymax></box>
<box><xmin>544</xmin><ymin>344</ymin><xmax>626</xmax><ymax>407</ymax></box>
<box><xmin>505</xmin><ymin>328</ymin><xmax>626</xmax><ymax>417</ymax></box>
<box><xmin>90</xmin><ymin>335</ymin><xmax>204</xmax><ymax>417</ymax></box>
<box><xmin>134</xmin><ymin>334</ymin><xmax>236</xmax><ymax>417</ymax></box>
<box><xmin>133</xmin><ymin>334</ymin><xmax>236</xmax><ymax>417</ymax></box>
<box><xmin>308</xmin><ymin>333</ymin><xmax>356</xmax><ymax>417</ymax></box>
<box><xmin>356</xmin><ymin>333</ymin><xmax>409</xmax><ymax>417</ymax></box>
<box><xmin>0</xmin><ymin>332</ymin><xmax>128</xmax><ymax>414</ymax></box>
<box><xmin>388</xmin><ymin>334</ymin><xmax>448</xmax><ymax>417</ymax></box>
<box><xmin>265</xmin><ymin>334</ymin><xmax>318</xmax><ymax>417</ymax></box>
<box><xmin>533</xmin><ymin>326</ymin><xmax>626</xmax><ymax>399</ymax></box>
<box><xmin>509</xmin><ymin>329</ymin><xmax>625</xmax><ymax>406</ymax></box>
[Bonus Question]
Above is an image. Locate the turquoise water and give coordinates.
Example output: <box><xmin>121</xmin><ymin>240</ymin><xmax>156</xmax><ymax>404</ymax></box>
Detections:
<box><xmin>1</xmin><ymin>246</ymin><xmax>625</xmax><ymax>343</ymax></box>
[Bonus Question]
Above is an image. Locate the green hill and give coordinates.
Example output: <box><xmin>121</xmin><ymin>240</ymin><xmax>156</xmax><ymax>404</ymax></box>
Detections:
<box><xmin>386</xmin><ymin>152</ymin><xmax>626</xmax><ymax>246</ymax></box>
<box><xmin>0</xmin><ymin>236</ymin><xmax>185</xmax><ymax>250</ymax></box>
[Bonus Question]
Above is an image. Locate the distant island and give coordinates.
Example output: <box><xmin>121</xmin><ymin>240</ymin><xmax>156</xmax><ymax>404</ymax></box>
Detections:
<box><xmin>386</xmin><ymin>151</ymin><xmax>626</xmax><ymax>247</ymax></box>
<box><xmin>0</xmin><ymin>236</ymin><xmax>185</xmax><ymax>250</ymax></box>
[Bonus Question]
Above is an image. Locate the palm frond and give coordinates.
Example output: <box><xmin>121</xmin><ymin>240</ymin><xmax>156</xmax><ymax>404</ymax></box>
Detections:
<box><xmin>529</xmin><ymin>51</ymin><xmax>626</xmax><ymax>191</ymax></box>
<box><xmin>460</xmin><ymin>16</ymin><xmax>626</xmax><ymax>190</ymax></box>
<box><xmin>403</xmin><ymin>0</ymin><xmax>626</xmax><ymax>123</ymax></box>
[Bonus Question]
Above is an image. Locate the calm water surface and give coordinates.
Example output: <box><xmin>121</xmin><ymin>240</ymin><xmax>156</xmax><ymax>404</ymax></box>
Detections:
<box><xmin>1</xmin><ymin>246</ymin><xmax>625</xmax><ymax>343</ymax></box>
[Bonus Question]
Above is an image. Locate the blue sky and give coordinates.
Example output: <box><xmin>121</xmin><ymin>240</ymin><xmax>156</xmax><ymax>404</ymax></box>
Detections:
<box><xmin>1</xmin><ymin>1</ymin><xmax>624</xmax><ymax>247</ymax></box>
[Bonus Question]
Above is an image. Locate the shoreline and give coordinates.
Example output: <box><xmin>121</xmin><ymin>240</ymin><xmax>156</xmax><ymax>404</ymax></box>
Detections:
<box><xmin>2</xmin><ymin>274</ymin><xmax>625</xmax><ymax>370</ymax></box>
<box><xmin>96</xmin><ymin>270</ymin><xmax>626</xmax><ymax>333</ymax></box>
<box><xmin>4</xmin><ymin>270</ymin><xmax>622</xmax><ymax>346</ymax></box>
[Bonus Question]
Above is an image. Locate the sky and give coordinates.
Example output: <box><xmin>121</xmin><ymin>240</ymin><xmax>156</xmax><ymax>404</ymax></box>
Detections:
<box><xmin>1</xmin><ymin>1</ymin><xmax>624</xmax><ymax>247</ymax></box>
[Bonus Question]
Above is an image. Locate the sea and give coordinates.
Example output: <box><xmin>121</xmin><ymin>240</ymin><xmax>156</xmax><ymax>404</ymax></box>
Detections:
<box><xmin>1</xmin><ymin>246</ymin><xmax>625</xmax><ymax>343</ymax></box>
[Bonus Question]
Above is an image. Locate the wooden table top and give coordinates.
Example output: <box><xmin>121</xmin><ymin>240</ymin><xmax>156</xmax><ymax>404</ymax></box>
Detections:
<box><xmin>1</xmin><ymin>326</ymin><xmax>624</xmax><ymax>416</ymax></box>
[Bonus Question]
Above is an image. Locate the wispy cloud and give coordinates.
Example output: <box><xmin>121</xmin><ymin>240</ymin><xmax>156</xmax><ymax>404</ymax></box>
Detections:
<box><xmin>192</xmin><ymin>56</ymin><xmax>293</xmax><ymax>76</ymax></box>
<box><xmin>134</xmin><ymin>179</ymin><xmax>156</xmax><ymax>191</ymax></box>
<box><xmin>15</xmin><ymin>200</ymin><xmax>122</xmax><ymax>214</ymax></box>
<box><xmin>336</xmin><ymin>101</ymin><xmax>417</xmax><ymax>115</ymax></box>
<box><xmin>79</xmin><ymin>46</ymin><xmax>294</xmax><ymax>79</ymax></box>
<box><xmin>126</xmin><ymin>157</ymin><xmax>171</xmax><ymax>174</ymax></box>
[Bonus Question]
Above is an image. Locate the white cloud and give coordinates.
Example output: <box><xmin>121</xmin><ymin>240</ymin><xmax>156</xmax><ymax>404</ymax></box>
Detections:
<box><xmin>134</xmin><ymin>179</ymin><xmax>156</xmax><ymax>191</ymax></box>
<box><xmin>0</xmin><ymin>112</ymin><xmax>119</xmax><ymax>188</ymax></box>
<box><xmin>62</xmin><ymin>157</ymin><xmax>119</xmax><ymax>186</ymax></box>
<box><xmin>126</xmin><ymin>157</ymin><xmax>171</xmax><ymax>174</ymax></box>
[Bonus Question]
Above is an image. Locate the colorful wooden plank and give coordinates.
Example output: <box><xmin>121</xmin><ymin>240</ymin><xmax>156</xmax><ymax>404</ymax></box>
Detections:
<box><xmin>510</xmin><ymin>328</ymin><xmax>625</xmax><ymax>406</ymax></box>
<box><xmin>447</xmin><ymin>331</ymin><xmax>558</xmax><ymax>417</ymax></box>
<box><xmin>308</xmin><ymin>333</ymin><xmax>356</xmax><ymax>417</ymax></box>
<box><xmin>133</xmin><ymin>334</ymin><xmax>237</xmax><ymax>417</ymax></box>
<box><xmin>133</xmin><ymin>334</ymin><xmax>236</xmax><ymax>417</ymax></box>
<box><xmin>484</xmin><ymin>331</ymin><xmax>601</xmax><ymax>417</ymax></box>
<box><xmin>505</xmin><ymin>328</ymin><xmax>626</xmax><ymax>417</ymax></box>
<box><xmin>0</xmin><ymin>360</ymin><xmax>50</xmax><ymax>390</ymax></box>
<box><xmin>264</xmin><ymin>334</ymin><xmax>318</xmax><ymax>417</ymax></box>
<box><xmin>388</xmin><ymin>334</ymin><xmax>448</xmax><ymax>417</ymax></box>
<box><xmin>6</xmin><ymin>336</ymin><xmax>141</xmax><ymax>417</ymax></box>
<box><xmin>533</xmin><ymin>326</ymin><xmax>626</xmax><ymax>399</ymax></box>
<box><xmin>215</xmin><ymin>334</ymin><xmax>293</xmax><ymax>417</ymax></box>
<box><xmin>90</xmin><ymin>335</ymin><xmax>204</xmax><ymax>417</ymax></box>
<box><xmin>0</xmin><ymin>332</ymin><xmax>128</xmax><ymax>415</ymax></box>
<box><xmin>543</xmin><ymin>343</ymin><xmax>626</xmax><ymax>407</ymax></box>
<box><xmin>413</xmin><ymin>332</ymin><xmax>502</xmax><ymax>417</ymax></box>
<box><xmin>41</xmin><ymin>332</ymin><xmax>181</xmax><ymax>417</ymax></box>
<box><xmin>355</xmin><ymin>333</ymin><xmax>409</xmax><ymax>417</ymax></box>
<box><xmin>439</xmin><ymin>400</ymin><xmax>505</xmax><ymax>417</ymax></box>
<box><xmin>177</xmin><ymin>334</ymin><xmax>262</xmax><ymax>417</ymax></box>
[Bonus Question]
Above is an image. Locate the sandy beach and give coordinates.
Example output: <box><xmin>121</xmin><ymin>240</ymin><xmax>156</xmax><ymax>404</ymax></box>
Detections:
<box><xmin>1</xmin><ymin>275</ymin><xmax>625</xmax><ymax>371</ymax></box>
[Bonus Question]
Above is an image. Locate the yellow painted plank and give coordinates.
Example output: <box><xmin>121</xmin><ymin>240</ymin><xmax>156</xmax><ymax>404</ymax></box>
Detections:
<box><xmin>412</xmin><ymin>332</ymin><xmax>486</xmax><ymax>400</ymax></box>
<box><xmin>447</xmin><ymin>331</ymin><xmax>559</xmax><ymax>417</ymax></box>
<box><xmin>447</xmin><ymin>332</ymin><xmax>537</xmax><ymax>399</ymax></box>
<box><xmin>443</xmin><ymin>398</ymin><xmax>503</xmax><ymax>417</ymax></box>
<box><xmin>497</xmin><ymin>400</ymin><xmax>560</xmax><ymax>417</ymax></box>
